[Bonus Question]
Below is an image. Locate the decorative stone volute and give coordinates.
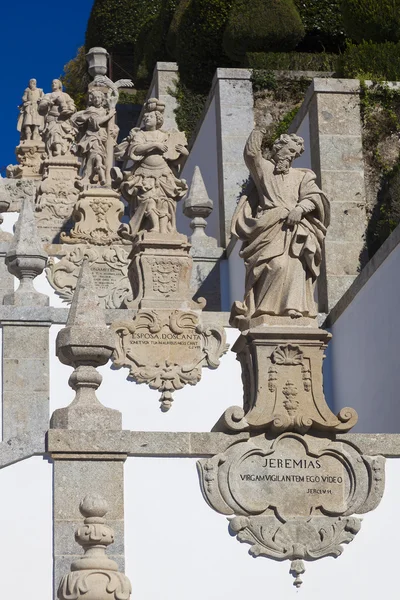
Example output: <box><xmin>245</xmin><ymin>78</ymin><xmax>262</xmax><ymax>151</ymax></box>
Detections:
<box><xmin>183</xmin><ymin>166</ymin><xmax>214</xmax><ymax>244</ymax></box>
<box><xmin>51</xmin><ymin>260</ymin><xmax>121</xmax><ymax>430</ymax></box>
<box><xmin>57</xmin><ymin>494</ymin><xmax>132</xmax><ymax>600</ymax></box>
<box><xmin>4</xmin><ymin>198</ymin><xmax>48</xmax><ymax>306</ymax></box>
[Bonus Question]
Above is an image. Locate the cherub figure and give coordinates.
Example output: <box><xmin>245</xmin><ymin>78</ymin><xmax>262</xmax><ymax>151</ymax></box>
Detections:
<box><xmin>113</xmin><ymin>98</ymin><xmax>189</xmax><ymax>239</ymax></box>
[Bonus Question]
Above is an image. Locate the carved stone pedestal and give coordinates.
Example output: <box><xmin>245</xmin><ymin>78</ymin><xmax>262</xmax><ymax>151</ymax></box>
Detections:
<box><xmin>7</xmin><ymin>140</ymin><xmax>45</xmax><ymax>180</ymax></box>
<box><xmin>214</xmin><ymin>327</ymin><xmax>358</xmax><ymax>434</ymax></box>
<box><xmin>125</xmin><ymin>231</ymin><xmax>204</xmax><ymax>311</ymax></box>
<box><xmin>35</xmin><ymin>155</ymin><xmax>81</xmax><ymax>243</ymax></box>
<box><xmin>111</xmin><ymin>234</ymin><xmax>228</xmax><ymax>411</ymax></box>
<box><xmin>61</xmin><ymin>188</ymin><xmax>124</xmax><ymax>246</ymax></box>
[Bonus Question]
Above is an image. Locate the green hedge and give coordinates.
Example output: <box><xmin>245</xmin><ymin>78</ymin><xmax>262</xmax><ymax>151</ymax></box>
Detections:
<box><xmin>341</xmin><ymin>41</ymin><xmax>400</xmax><ymax>81</ymax></box>
<box><xmin>246</xmin><ymin>51</ymin><xmax>339</xmax><ymax>72</ymax></box>
<box><xmin>142</xmin><ymin>0</ymin><xmax>178</xmax><ymax>73</ymax></box>
<box><xmin>294</xmin><ymin>0</ymin><xmax>345</xmax><ymax>52</ymax></box>
<box><xmin>175</xmin><ymin>0</ymin><xmax>234</xmax><ymax>92</ymax></box>
<box><xmin>223</xmin><ymin>0</ymin><xmax>305</xmax><ymax>62</ymax></box>
<box><xmin>341</xmin><ymin>0</ymin><xmax>400</xmax><ymax>43</ymax></box>
<box><xmin>85</xmin><ymin>0</ymin><xmax>161</xmax><ymax>55</ymax></box>
<box><xmin>166</xmin><ymin>0</ymin><xmax>191</xmax><ymax>59</ymax></box>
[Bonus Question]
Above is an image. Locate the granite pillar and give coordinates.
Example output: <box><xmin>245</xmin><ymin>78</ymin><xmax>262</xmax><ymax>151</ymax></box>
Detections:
<box><xmin>307</xmin><ymin>78</ymin><xmax>367</xmax><ymax>311</ymax></box>
<box><xmin>2</xmin><ymin>321</ymin><xmax>49</xmax><ymax>439</ymax></box>
<box><xmin>51</xmin><ymin>456</ymin><xmax>126</xmax><ymax>599</ymax></box>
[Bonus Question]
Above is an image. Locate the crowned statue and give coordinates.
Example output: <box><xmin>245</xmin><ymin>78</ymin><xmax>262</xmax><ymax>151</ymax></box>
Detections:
<box><xmin>114</xmin><ymin>97</ymin><xmax>189</xmax><ymax>239</ymax></box>
<box><xmin>38</xmin><ymin>79</ymin><xmax>76</xmax><ymax>157</ymax></box>
<box><xmin>17</xmin><ymin>79</ymin><xmax>44</xmax><ymax>142</ymax></box>
<box><xmin>230</xmin><ymin>129</ymin><xmax>330</xmax><ymax>327</ymax></box>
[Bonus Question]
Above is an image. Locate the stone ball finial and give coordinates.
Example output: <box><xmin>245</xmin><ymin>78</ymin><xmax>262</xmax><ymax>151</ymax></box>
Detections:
<box><xmin>79</xmin><ymin>494</ymin><xmax>109</xmax><ymax>519</ymax></box>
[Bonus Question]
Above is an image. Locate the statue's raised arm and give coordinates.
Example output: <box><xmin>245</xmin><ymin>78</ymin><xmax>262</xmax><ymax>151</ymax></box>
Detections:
<box><xmin>231</xmin><ymin>131</ymin><xmax>330</xmax><ymax>329</ymax></box>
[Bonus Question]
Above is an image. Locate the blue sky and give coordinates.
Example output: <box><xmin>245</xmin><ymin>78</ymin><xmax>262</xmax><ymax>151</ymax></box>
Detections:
<box><xmin>0</xmin><ymin>0</ymin><xmax>94</xmax><ymax>172</ymax></box>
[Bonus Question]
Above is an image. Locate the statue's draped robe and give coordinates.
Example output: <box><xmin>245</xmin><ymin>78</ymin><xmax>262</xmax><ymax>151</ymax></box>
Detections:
<box><xmin>39</xmin><ymin>92</ymin><xmax>76</xmax><ymax>155</ymax></box>
<box><xmin>232</xmin><ymin>133</ymin><xmax>330</xmax><ymax>320</ymax></box>
<box><xmin>71</xmin><ymin>106</ymin><xmax>109</xmax><ymax>177</ymax></box>
<box><xmin>115</xmin><ymin>128</ymin><xmax>187</xmax><ymax>235</ymax></box>
<box><xmin>17</xmin><ymin>88</ymin><xmax>44</xmax><ymax>132</ymax></box>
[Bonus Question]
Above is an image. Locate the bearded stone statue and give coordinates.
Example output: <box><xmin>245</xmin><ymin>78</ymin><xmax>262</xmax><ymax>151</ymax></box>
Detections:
<box><xmin>230</xmin><ymin>129</ymin><xmax>330</xmax><ymax>327</ymax></box>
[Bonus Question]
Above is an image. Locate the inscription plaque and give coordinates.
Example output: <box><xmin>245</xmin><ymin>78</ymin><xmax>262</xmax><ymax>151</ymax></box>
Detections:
<box><xmin>46</xmin><ymin>244</ymin><xmax>130</xmax><ymax>308</ymax></box>
<box><xmin>112</xmin><ymin>309</ymin><xmax>228</xmax><ymax>411</ymax></box>
<box><xmin>198</xmin><ymin>433</ymin><xmax>385</xmax><ymax>586</ymax></box>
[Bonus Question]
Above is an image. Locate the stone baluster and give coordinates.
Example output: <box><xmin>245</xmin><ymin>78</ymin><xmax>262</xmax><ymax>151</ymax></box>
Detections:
<box><xmin>183</xmin><ymin>166</ymin><xmax>223</xmax><ymax>310</ymax></box>
<box><xmin>2</xmin><ymin>197</ymin><xmax>49</xmax><ymax>440</ymax></box>
<box><xmin>57</xmin><ymin>494</ymin><xmax>132</xmax><ymax>600</ymax></box>
<box><xmin>50</xmin><ymin>259</ymin><xmax>121</xmax><ymax>430</ymax></box>
<box><xmin>50</xmin><ymin>263</ymin><xmax>126</xmax><ymax>598</ymax></box>
<box><xmin>4</xmin><ymin>197</ymin><xmax>48</xmax><ymax>306</ymax></box>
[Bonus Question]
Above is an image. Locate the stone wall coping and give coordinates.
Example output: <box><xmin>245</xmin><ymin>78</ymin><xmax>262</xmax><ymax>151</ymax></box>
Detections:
<box><xmin>155</xmin><ymin>61</ymin><xmax>179</xmax><ymax>72</ymax></box>
<box><xmin>325</xmin><ymin>220</ymin><xmax>400</xmax><ymax>327</ymax></box>
<box><xmin>0</xmin><ymin>431</ymin><xmax>399</xmax><ymax>470</ymax></box>
<box><xmin>45</xmin><ymin>430</ymin><xmax>400</xmax><ymax>458</ymax></box>
<box><xmin>0</xmin><ymin>306</ymin><xmax>230</xmax><ymax>327</ymax></box>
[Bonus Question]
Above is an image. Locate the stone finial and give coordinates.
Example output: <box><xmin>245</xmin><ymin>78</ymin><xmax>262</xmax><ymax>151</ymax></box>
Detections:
<box><xmin>50</xmin><ymin>260</ymin><xmax>122</xmax><ymax>430</ymax></box>
<box><xmin>57</xmin><ymin>494</ymin><xmax>132</xmax><ymax>600</ymax></box>
<box><xmin>183</xmin><ymin>166</ymin><xmax>214</xmax><ymax>244</ymax></box>
<box><xmin>4</xmin><ymin>198</ymin><xmax>48</xmax><ymax>306</ymax></box>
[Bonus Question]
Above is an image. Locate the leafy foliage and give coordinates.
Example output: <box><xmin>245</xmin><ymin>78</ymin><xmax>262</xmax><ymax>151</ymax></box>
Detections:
<box><xmin>142</xmin><ymin>0</ymin><xmax>179</xmax><ymax>72</ymax></box>
<box><xmin>341</xmin><ymin>41</ymin><xmax>400</xmax><ymax>81</ymax></box>
<box><xmin>223</xmin><ymin>0</ymin><xmax>305</xmax><ymax>62</ymax></box>
<box><xmin>341</xmin><ymin>0</ymin><xmax>400</xmax><ymax>43</ymax></box>
<box><xmin>85</xmin><ymin>0</ymin><xmax>162</xmax><ymax>55</ymax></box>
<box><xmin>175</xmin><ymin>0</ymin><xmax>234</xmax><ymax>92</ymax></box>
<box><xmin>246</xmin><ymin>51</ymin><xmax>339</xmax><ymax>71</ymax></box>
<box><xmin>359</xmin><ymin>82</ymin><xmax>400</xmax><ymax>255</ymax></box>
<box><xmin>166</xmin><ymin>0</ymin><xmax>191</xmax><ymax>59</ymax></box>
<box><xmin>294</xmin><ymin>0</ymin><xmax>346</xmax><ymax>52</ymax></box>
<box><xmin>169</xmin><ymin>80</ymin><xmax>208</xmax><ymax>141</ymax></box>
<box><xmin>61</xmin><ymin>47</ymin><xmax>90</xmax><ymax>111</ymax></box>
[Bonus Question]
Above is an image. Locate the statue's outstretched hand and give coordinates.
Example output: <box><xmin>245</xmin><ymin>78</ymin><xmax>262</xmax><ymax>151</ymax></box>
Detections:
<box><xmin>286</xmin><ymin>205</ymin><xmax>303</xmax><ymax>226</ymax></box>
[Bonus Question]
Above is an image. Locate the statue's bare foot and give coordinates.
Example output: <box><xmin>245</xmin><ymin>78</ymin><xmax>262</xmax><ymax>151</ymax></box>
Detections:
<box><xmin>287</xmin><ymin>309</ymin><xmax>302</xmax><ymax>318</ymax></box>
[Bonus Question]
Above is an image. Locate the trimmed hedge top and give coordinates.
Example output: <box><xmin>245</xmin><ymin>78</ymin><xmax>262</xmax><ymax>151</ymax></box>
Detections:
<box><xmin>175</xmin><ymin>0</ymin><xmax>234</xmax><ymax>92</ymax></box>
<box><xmin>341</xmin><ymin>0</ymin><xmax>400</xmax><ymax>43</ymax></box>
<box><xmin>85</xmin><ymin>0</ymin><xmax>162</xmax><ymax>53</ymax></box>
<box><xmin>223</xmin><ymin>0</ymin><xmax>305</xmax><ymax>61</ymax></box>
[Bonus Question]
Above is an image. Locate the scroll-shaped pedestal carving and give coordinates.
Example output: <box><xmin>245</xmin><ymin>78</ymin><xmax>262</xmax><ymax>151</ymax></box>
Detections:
<box><xmin>58</xmin><ymin>494</ymin><xmax>132</xmax><ymax>600</ymax></box>
<box><xmin>215</xmin><ymin>328</ymin><xmax>358</xmax><ymax>434</ymax></box>
<box><xmin>60</xmin><ymin>188</ymin><xmax>125</xmax><ymax>246</ymax></box>
<box><xmin>198</xmin><ymin>433</ymin><xmax>385</xmax><ymax>587</ymax></box>
<box><xmin>46</xmin><ymin>244</ymin><xmax>130</xmax><ymax>308</ymax></box>
<box><xmin>8</xmin><ymin>140</ymin><xmax>45</xmax><ymax>180</ymax></box>
<box><xmin>112</xmin><ymin>309</ymin><xmax>228</xmax><ymax>411</ymax></box>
